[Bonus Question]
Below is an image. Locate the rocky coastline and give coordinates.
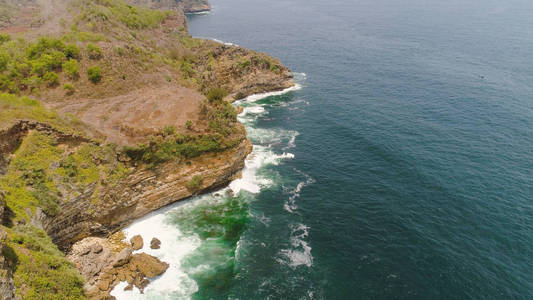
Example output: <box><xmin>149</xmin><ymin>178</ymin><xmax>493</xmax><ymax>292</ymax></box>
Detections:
<box><xmin>0</xmin><ymin>0</ymin><xmax>294</xmax><ymax>298</ymax></box>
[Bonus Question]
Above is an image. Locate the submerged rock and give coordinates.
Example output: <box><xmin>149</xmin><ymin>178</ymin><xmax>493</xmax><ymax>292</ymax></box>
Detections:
<box><xmin>150</xmin><ymin>237</ymin><xmax>161</xmax><ymax>249</ymax></box>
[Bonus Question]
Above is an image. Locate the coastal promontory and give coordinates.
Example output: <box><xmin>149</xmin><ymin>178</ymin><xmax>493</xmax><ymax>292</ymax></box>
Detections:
<box><xmin>0</xmin><ymin>0</ymin><xmax>293</xmax><ymax>298</ymax></box>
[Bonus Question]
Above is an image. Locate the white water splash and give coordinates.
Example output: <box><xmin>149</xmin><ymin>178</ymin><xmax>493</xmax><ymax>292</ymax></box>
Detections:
<box><xmin>283</xmin><ymin>174</ymin><xmax>315</xmax><ymax>213</ymax></box>
<box><xmin>185</xmin><ymin>11</ymin><xmax>211</xmax><ymax>15</ymax></box>
<box><xmin>242</xmin><ymin>84</ymin><xmax>302</xmax><ymax>103</ymax></box>
<box><xmin>110</xmin><ymin>205</ymin><xmax>201</xmax><ymax>299</ymax></box>
<box><xmin>278</xmin><ymin>223</ymin><xmax>313</xmax><ymax>268</ymax></box>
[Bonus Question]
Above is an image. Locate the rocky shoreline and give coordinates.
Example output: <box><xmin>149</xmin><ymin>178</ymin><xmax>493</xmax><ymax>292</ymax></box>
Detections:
<box><xmin>0</xmin><ymin>0</ymin><xmax>294</xmax><ymax>298</ymax></box>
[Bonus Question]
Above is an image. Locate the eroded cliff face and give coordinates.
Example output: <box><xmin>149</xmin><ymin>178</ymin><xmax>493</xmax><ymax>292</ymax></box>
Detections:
<box><xmin>47</xmin><ymin>135</ymin><xmax>252</xmax><ymax>250</ymax></box>
<box><xmin>130</xmin><ymin>0</ymin><xmax>211</xmax><ymax>13</ymax></box>
<box><xmin>0</xmin><ymin>119</ymin><xmax>251</xmax><ymax>250</ymax></box>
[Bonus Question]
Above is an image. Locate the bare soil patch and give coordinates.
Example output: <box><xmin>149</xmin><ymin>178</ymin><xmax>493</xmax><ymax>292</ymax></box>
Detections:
<box><xmin>50</xmin><ymin>85</ymin><xmax>206</xmax><ymax>146</ymax></box>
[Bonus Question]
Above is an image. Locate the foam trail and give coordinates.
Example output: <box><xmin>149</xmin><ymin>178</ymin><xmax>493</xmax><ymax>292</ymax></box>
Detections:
<box><xmin>284</xmin><ymin>171</ymin><xmax>315</xmax><ymax>213</ymax></box>
<box><xmin>278</xmin><ymin>223</ymin><xmax>313</xmax><ymax>268</ymax></box>
<box><xmin>242</xmin><ymin>84</ymin><xmax>302</xmax><ymax>103</ymax></box>
<box><xmin>185</xmin><ymin>11</ymin><xmax>210</xmax><ymax>15</ymax></box>
<box><xmin>208</xmin><ymin>37</ymin><xmax>239</xmax><ymax>46</ymax></box>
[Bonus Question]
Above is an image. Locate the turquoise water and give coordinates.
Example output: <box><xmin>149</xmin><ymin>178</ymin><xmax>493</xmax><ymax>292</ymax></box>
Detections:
<box><xmin>115</xmin><ymin>0</ymin><xmax>533</xmax><ymax>298</ymax></box>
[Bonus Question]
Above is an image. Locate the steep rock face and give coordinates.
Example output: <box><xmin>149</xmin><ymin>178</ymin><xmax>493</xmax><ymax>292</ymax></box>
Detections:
<box><xmin>128</xmin><ymin>0</ymin><xmax>210</xmax><ymax>13</ymax></box>
<box><xmin>0</xmin><ymin>120</ymin><xmax>93</xmax><ymax>176</ymax></box>
<box><xmin>46</xmin><ymin>134</ymin><xmax>252</xmax><ymax>250</ymax></box>
<box><xmin>180</xmin><ymin>0</ymin><xmax>211</xmax><ymax>13</ymax></box>
<box><xmin>0</xmin><ymin>227</ymin><xmax>17</xmax><ymax>300</ymax></box>
<box><xmin>0</xmin><ymin>118</ymin><xmax>252</xmax><ymax>253</ymax></box>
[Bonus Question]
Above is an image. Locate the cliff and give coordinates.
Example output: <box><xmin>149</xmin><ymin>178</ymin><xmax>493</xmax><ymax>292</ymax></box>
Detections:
<box><xmin>0</xmin><ymin>0</ymin><xmax>293</xmax><ymax>298</ymax></box>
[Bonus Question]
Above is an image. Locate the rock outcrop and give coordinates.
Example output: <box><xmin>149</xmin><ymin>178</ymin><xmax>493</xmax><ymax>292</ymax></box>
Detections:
<box><xmin>67</xmin><ymin>235</ymin><xmax>169</xmax><ymax>299</ymax></box>
<box><xmin>150</xmin><ymin>238</ymin><xmax>161</xmax><ymax>249</ymax></box>
<box><xmin>130</xmin><ymin>235</ymin><xmax>143</xmax><ymax>251</ymax></box>
<box><xmin>0</xmin><ymin>228</ymin><xmax>17</xmax><ymax>300</ymax></box>
<box><xmin>45</xmin><ymin>135</ymin><xmax>252</xmax><ymax>251</ymax></box>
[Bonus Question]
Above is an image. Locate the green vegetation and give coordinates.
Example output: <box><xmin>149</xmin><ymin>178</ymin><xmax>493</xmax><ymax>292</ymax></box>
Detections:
<box><xmin>206</xmin><ymin>101</ymin><xmax>238</xmax><ymax>136</ymax></box>
<box><xmin>124</xmin><ymin>133</ymin><xmax>238</xmax><ymax>165</ymax></box>
<box><xmin>2</xmin><ymin>131</ymin><xmax>63</xmax><ymax>217</ymax></box>
<box><xmin>63</xmin><ymin>59</ymin><xmax>79</xmax><ymax>79</ymax></box>
<box><xmin>43</xmin><ymin>71</ymin><xmax>59</xmax><ymax>86</ymax></box>
<box><xmin>185</xmin><ymin>175</ymin><xmax>203</xmax><ymax>193</ymax></box>
<box><xmin>86</xmin><ymin>43</ymin><xmax>103</xmax><ymax>59</ymax></box>
<box><xmin>62</xmin><ymin>31</ymin><xmax>105</xmax><ymax>43</ymax></box>
<box><xmin>239</xmin><ymin>60</ymin><xmax>251</xmax><ymax>68</ymax></box>
<box><xmin>206</xmin><ymin>87</ymin><xmax>227</xmax><ymax>103</ymax></box>
<box><xmin>0</xmin><ymin>36</ymin><xmax>82</xmax><ymax>93</ymax></box>
<box><xmin>186</xmin><ymin>120</ymin><xmax>193</xmax><ymax>129</ymax></box>
<box><xmin>63</xmin><ymin>83</ymin><xmax>75</xmax><ymax>94</ymax></box>
<box><xmin>78</xmin><ymin>0</ymin><xmax>172</xmax><ymax>30</ymax></box>
<box><xmin>6</xmin><ymin>225</ymin><xmax>86</xmax><ymax>300</ymax></box>
<box><xmin>0</xmin><ymin>33</ymin><xmax>10</xmax><ymax>44</ymax></box>
<box><xmin>0</xmin><ymin>93</ymin><xmax>79</xmax><ymax>131</ymax></box>
<box><xmin>0</xmin><ymin>93</ymin><xmax>132</xmax><ymax>299</ymax></box>
<box><xmin>180</xmin><ymin>58</ymin><xmax>196</xmax><ymax>79</ymax></box>
<box><xmin>162</xmin><ymin>125</ymin><xmax>176</xmax><ymax>136</ymax></box>
<box><xmin>87</xmin><ymin>65</ymin><xmax>102</xmax><ymax>83</ymax></box>
<box><xmin>64</xmin><ymin>44</ymin><xmax>81</xmax><ymax>59</ymax></box>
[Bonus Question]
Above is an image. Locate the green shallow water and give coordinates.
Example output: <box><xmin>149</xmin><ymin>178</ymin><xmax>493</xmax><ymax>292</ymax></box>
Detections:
<box><xmin>168</xmin><ymin>194</ymin><xmax>250</xmax><ymax>299</ymax></box>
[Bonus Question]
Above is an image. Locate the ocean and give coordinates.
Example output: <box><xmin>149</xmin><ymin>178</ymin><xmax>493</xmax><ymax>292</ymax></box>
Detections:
<box><xmin>112</xmin><ymin>0</ymin><xmax>533</xmax><ymax>298</ymax></box>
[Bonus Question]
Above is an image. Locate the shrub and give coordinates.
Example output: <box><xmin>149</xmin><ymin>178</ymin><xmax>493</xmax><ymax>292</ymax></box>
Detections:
<box><xmin>26</xmin><ymin>37</ymin><xmax>65</xmax><ymax>59</ymax></box>
<box><xmin>115</xmin><ymin>46</ymin><xmax>125</xmax><ymax>56</ymax></box>
<box><xmin>30</xmin><ymin>51</ymin><xmax>65</xmax><ymax>76</ymax></box>
<box><xmin>22</xmin><ymin>75</ymin><xmax>42</xmax><ymax>90</ymax></box>
<box><xmin>0</xmin><ymin>51</ymin><xmax>9</xmax><ymax>71</ymax></box>
<box><xmin>185</xmin><ymin>120</ymin><xmax>192</xmax><ymax>130</ymax></box>
<box><xmin>240</xmin><ymin>60</ymin><xmax>251</xmax><ymax>68</ymax></box>
<box><xmin>87</xmin><ymin>43</ymin><xmax>103</xmax><ymax>60</ymax></box>
<box><xmin>180</xmin><ymin>59</ymin><xmax>195</xmax><ymax>78</ymax></box>
<box><xmin>64</xmin><ymin>44</ymin><xmax>80</xmax><ymax>59</ymax></box>
<box><xmin>0</xmin><ymin>33</ymin><xmax>10</xmax><ymax>44</ymax></box>
<box><xmin>43</xmin><ymin>71</ymin><xmax>59</xmax><ymax>86</ymax></box>
<box><xmin>63</xmin><ymin>83</ymin><xmax>74</xmax><ymax>94</ymax></box>
<box><xmin>206</xmin><ymin>87</ymin><xmax>227</xmax><ymax>103</ymax></box>
<box><xmin>87</xmin><ymin>66</ymin><xmax>102</xmax><ymax>83</ymax></box>
<box><xmin>207</xmin><ymin>102</ymin><xmax>238</xmax><ymax>136</ymax></box>
<box><xmin>62</xmin><ymin>59</ymin><xmax>79</xmax><ymax>79</ymax></box>
<box><xmin>0</xmin><ymin>74</ymin><xmax>15</xmax><ymax>92</ymax></box>
<box><xmin>162</xmin><ymin>125</ymin><xmax>175</xmax><ymax>136</ymax></box>
<box><xmin>186</xmin><ymin>175</ymin><xmax>203</xmax><ymax>193</ymax></box>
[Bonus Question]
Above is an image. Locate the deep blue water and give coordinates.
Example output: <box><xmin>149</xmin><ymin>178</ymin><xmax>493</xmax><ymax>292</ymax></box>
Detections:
<box><xmin>186</xmin><ymin>0</ymin><xmax>533</xmax><ymax>298</ymax></box>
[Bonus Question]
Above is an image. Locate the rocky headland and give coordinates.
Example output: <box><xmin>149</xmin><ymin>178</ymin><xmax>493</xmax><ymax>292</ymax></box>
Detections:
<box><xmin>0</xmin><ymin>0</ymin><xmax>293</xmax><ymax>298</ymax></box>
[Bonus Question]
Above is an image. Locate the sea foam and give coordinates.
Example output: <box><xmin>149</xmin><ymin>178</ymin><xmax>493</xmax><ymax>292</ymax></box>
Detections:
<box><xmin>278</xmin><ymin>223</ymin><xmax>314</xmax><ymax>268</ymax></box>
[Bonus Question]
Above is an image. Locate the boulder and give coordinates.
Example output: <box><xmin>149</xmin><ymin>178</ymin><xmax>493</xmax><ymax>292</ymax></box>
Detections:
<box><xmin>150</xmin><ymin>237</ymin><xmax>161</xmax><ymax>249</ymax></box>
<box><xmin>130</xmin><ymin>235</ymin><xmax>143</xmax><ymax>251</ymax></box>
<box><xmin>129</xmin><ymin>253</ymin><xmax>169</xmax><ymax>278</ymax></box>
